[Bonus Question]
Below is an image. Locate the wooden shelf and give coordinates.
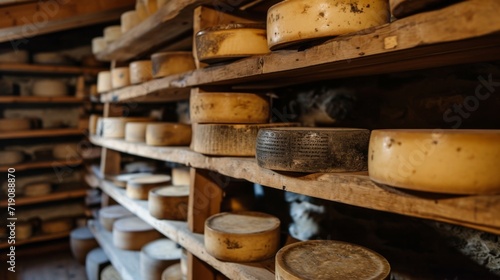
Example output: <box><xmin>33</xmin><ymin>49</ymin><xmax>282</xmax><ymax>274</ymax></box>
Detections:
<box><xmin>0</xmin><ymin>96</ymin><xmax>85</xmax><ymax>104</ymax></box>
<box><xmin>99</xmin><ymin>0</ymin><xmax>500</xmax><ymax>103</ymax></box>
<box><xmin>0</xmin><ymin>128</ymin><xmax>83</xmax><ymax>140</ymax></box>
<box><xmin>0</xmin><ymin>187</ymin><xmax>87</xmax><ymax>207</ymax></box>
<box><xmin>0</xmin><ymin>63</ymin><xmax>105</xmax><ymax>76</ymax></box>
<box><xmin>0</xmin><ymin>158</ymin><xmax>83</xmax><ymax>172</ymax></box>
<box><xmin>91</xmin><ymin>179</ymin><xmax>275</xmax><ymax>280</ymax></box>
<box><xmin>90</xmin><ymin>136</ymin><xmax>500</xmax><ymax>235</ymax></box>
<box><xmin>0</xmin><ymin>231</ymin><xmax>69</xmax><ymax>249</ymax></box>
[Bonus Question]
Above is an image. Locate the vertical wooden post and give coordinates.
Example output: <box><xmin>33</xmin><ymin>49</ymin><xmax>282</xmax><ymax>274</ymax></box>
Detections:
<box><xmin>100</xmin><ymin>102</ymin><xmax>122</xmax><ymax>176</ymax></box>
<box><xmin>187</xmin><ymin>252</ymin><xmax>216</xmax><ymax>280</ymax></box>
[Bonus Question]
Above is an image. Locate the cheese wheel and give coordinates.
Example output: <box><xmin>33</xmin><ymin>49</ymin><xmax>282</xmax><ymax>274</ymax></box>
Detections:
<box><xmin>0</xmin><ymin>150</ymin><xmax>24</xmax><ymax>165</ymax></box>
<box><xmin>121</xmin><ymin>11</ymin><xmax>141</xmax><ymax>33</ymax></box>
<box><xmin>32</xmin><ymin>79</ymin><xmax>67</xmax><ymax>97</ymax></box>
<box><xmin>23</xmin><ymin>182</ymin><xmax>52</xmax><ymax>197</ymax></box>
<box><xmin>113</xmin><ymin>217</ymin><xmax>161</xmax><ymax>250</ymax></box>
<box><xmin>111</xmin><ymin>67</ymin><xmax>131</xmax><ymax>89</ymax></box>
<box><xmin>102</xmin><ymin>117</ymin><xmax>153</xmax><ymax>139</ymax></box>
<box><xmin>99</xmin><ymin>205</ymin><xmax>134</xmax><ymax>231</ymax></box>
<box><xmin>267</xmin><ymin>0</ymin><xmax>390</xmax><ymax>50</ymax></box>
<box><xmin>140</xmin><ymin>239</ymin><xmax>182</xmax><ymax>280</ymax></box>
<box><xmin>368</xmin><ymin>129</ymin><xmax>500</xmax><ymax>194</ymax></box>
<box><xmin>70</xmin><ymin>226</ymin><xmax>99</xmax><ymax>264</ymax></box>
<box><xmin>53</xmin><ymin>143</ymin><xmax>80</xmax><ymax>160</ymax></box>
<box><xmin>148</xmin><ymin>185</ymin><xmax>189</xmax><ymax>220</ymax></box>
<box><xmin>190</xmin><ymin>88</ymin><xmax>270</xmax><ymax>124</ymax></box>
<box><xmin>101</xmin><ymin>265</ymin><xmax>122</xmax><ymax>280</ymax></box>
<box><xmin>104</xmin><ymin>26</ymin><xmax>122</xmax><ymax>44</ymax></box>
<box><xmin>191</xmin><ymin>123</ymin><xmax>298</xmax><ymax>156</ymax></box>
<box><xmin>33</xmin><ymin>52</ymin><xmax>71</xmax><ymax>65</ymax></box>
<box><xmin>113</xmin><ymin>173</ymin><xmax>153</xmax><ymax>188</ymax></box>
<box><xmin>0</xmin><ymin>50</ymin><xmax>29</xmax><ymax>63</ymax></box>
<box><xmin>151</xmin><ymin>52</ymin><xmax>195</xmax><ymax>78</ymax></box>
<box><xmin>86</xmin><ymin>248</ymin><xmax>110</xmax><ymax>280</ymax></box>
<box><xmin>390</xmin><ymin>0</ymin><xmax>448</xmax><ymax>18</ymax></box>
<box><xmin>16</xmin><ymin>221</ymin><xmax>32</xmax><ymax>240</ymax></box>
<box><xmin>146</xmin><ymin>123</ymin><xmax>192</xmax><ymax>146</ymax></box>
<box><xmin>125</xmin><ymin>122</ymin><xmax>154</xmax><ymax>142</ymax></box>
<box><xmin>126</xmin><ymin>174</ymin><xmax>172</xmax><ymax>200</ymax></box>
<box><xmin>204</xmin><ymin>211</ymin><xmax>280</xmax><ymax>262</ymax></box>
<box><xmin>129</xmin><ymin>60</ymin><xmax>153</xmax><ymax>84</ymax></box>
<box><xmin>89</xmin><ymin>115</ymin><xmax>100</xmax><ymax>135</ymax></box>
<box><xmin>161</xmin><ymin>263</ymin><xmax>182</xmax><ymax>280</ymax></box>
<box><xmin>256</xmin><ymin>127</ymin><xmax>370</xmax><ymax>172</ymax></box>
<box><xmin>92</xmin><ymin>37</ymin><xmax>107</xmax><ymax>54</ymax></box>
<box><xmin>42</xmin><ymin>217</ymin><xmax>74</xmax><ymax>234</ymax></box>
<box><xmin>196</xmin><ymin>23</ymin><xmax>269</xmax><ymax>64</ymax></box>
<box><xmin>171</xmin><ymin>167</ymin><xmax>190</xmax><ymax>185</ymax></box>
<box><xmin>0</xmin><ymin>118</ymin><xmax>31</xmax><ymax>132</ymax></box>
<box><xmin>97</xmin><ymin>71</ymin><xmax>112</xmax><ymax>93</ymax></box>
<box><xmin>276</xmin><ymin>240</ymin><xmax>391</xmax><ymax>280</ymax></box>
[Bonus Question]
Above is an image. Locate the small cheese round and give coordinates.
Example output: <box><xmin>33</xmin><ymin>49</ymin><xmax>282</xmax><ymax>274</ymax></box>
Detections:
<box><xmin>190</xmin><ymin>88</ymin><xmax>270</xmax><ymax>124</ymax></box>
<box><xmin>146</xmin><ymin>123</ymin><xmax>192</xmax><ymax>146</ymax></box>
<box><xmin>256</xmin><ymin>127</ymin><xmax>370</xmax><ymax>172</ymax></box>
<box><xmin>33</xmin><ymin>52</ymin><xmax>71</xmax><ymax>65</ymax></box>
<box><xmin>276</xmin><ymin>240</ymin><xmax>391</xmax><ymax>280</ymax></box>
<box><xmin>42</xmin><ymin>217</ymin><xmax>74</xmax><ymax>234</ymax></box>
<box><xmin>101</xmin><ymin>265</ymin><xmax>122</xmax><ymax>280</ymax></box>
<box><xmin>0</xmin><ymin>150</ymin><xmax>24</xmax><ymax>165</ymax></box>
<box><xmin>86</xmin><ymin>248</ymin><xmax>110</xmax><ymax>280</ymax></box>
<box><xmin>129</xmin><ymin>60</ymin><xmax>153</xmax><ymax>84</ymax></box>
<box><xmin>148</xmin><ymin>185</ymin><xmax>189</xmax><ymax>220</ymax></box>
<box><xmin>113</xmin><ymin>173</ymin><xmax>153</xmax><ymax>188</ymax></box>
<box><xmin>267</xmin><ymin>0</ymin><xmax>390</xmax><ymax>50</ymax></box>
<box><xmin>70</xmin><ymin>226</ymin><xmax>99</xmax><ymax>264</ymax></box>
<box><xmin>368</xmin><ymin>129</ymin><xmax>500</xmax><ymax>194</ymax></box>
<box><xmin>111</xmin><ymin>67</ymin><xmax>131</xmax><ymax>89</ymax></box>
<box><xmin>161</xmin><ymin>263</ymin><xmax>182</xmax><ymax>280</ymax></box>
<box><xmin>113</xmin><ymin>217</ymin><xmax>161</xmax><ymax>250</ymax></box>
<box><xmin>0</xmin><ymin>118</ymin><xmax>31</xmax><ymax>132</ymax></box>
<box><xmin>121</xmin><ymin>10</ymin><xmax>141</xmax><ymax>33</ymax></box>
<box><xmin>102</xmin><ymin>117</ymin><xmax>153</xmax><ymax>139</ymax></box>
<box><xmin>99</xmin><ymin>205</ymin><xmax>134</xmax><ymax>232</ymax></box>
<box><xmin>191</xmin><ymin>123</ymin><xmax>298</xmax><ymax>156</ymax></box>
<box><xmin>171</xmin><ymin>167</ymin><xmax>190</xmax><ymax>185</ymax></box>
<box><xmin>104</xmin><ymin>25</ymin><xmax>122</xmax><ymax>44</ymax></box>
<box><xmin>92</xmin><ymin>37</ymin><xmax>107</xmax><ymax>54</ymax></box>
<box><xmin>97</xmin><ymin>71</ymin><xmax>112</xmax><ymax>93</ymax></box>
<box><xmin>0</xmin><ymin>50</ymin><xmax>29</xmax><ymax>63</ymax></box>
<box><xmin>53</xmin><ymin>143</ymin><xmax>80</xmax><ymax>160</ymax></box>
<box><xmin>140</xmin><ymin>239</ymin><xmax>182</xmax><ymax>280</ymax></box>
<box><xmin>16</xmin><ymin>221</ymin><xmax>33</xmax><ymax>240</ymax></box>
<box><xmin>23</xmin><ymin>182</ymin><xmax>52</xmax><ymax>197</ymax></box>
<box><xmin>89</xmin><ymin>115</ymin><xmax>100</xmax><ymax>135</ymax></box>
<box><xmin>126</xmin><ymin>174</ymin><xmax>172</xmax><ymax>200</ymax></box>
<box><xmin>196</xmin><ymin>23</ymin><xmax>269</xmax><ymax>64</ymax></box>
<box><xmin>32</xmin><ymin>79</ymin><xmax>67</xmax><ymax>97</ymax></box>
<box><xmin>151</xmin><ymin>52</ymin><xmax>195</xmax><ymax>78</ymax></box>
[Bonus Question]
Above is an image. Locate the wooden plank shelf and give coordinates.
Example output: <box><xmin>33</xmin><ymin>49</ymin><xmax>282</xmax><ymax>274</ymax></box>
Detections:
<box><xmin>90</xmin><ymin>136</ymin><xmax>500</xmax><ymax>235</ymax></box>
<box><xmin>0</xmin><ymin>158</ymin><xmax>82</xmax><ymax>172</ymax></box>
<box><xmin>0</xmin><ymin>128</ymin><xmax>84</xmax><ymax>140</ymax></box>
<box><xmin>0</xmin><ymin>63</ymin><xmax>105</xmax><ymax>76</ymax></box>
<box><xmin>0</xmin><ymin>96</ymin><xmax>85</xmax><ymax>104</ymax></box>
<box><xmin>99</xmin><ymin>0</ymin><xmax>500</xmax><ymax>103</ymax></box>
<box><xmin>0</xmin><ymin>231</ymin><xmax>70</xmax><ymax>249</ymax></box>
<box><xmin>0</xmin><ymin>188</ymin><xmax>87</xmax><ymax>208</ymax></box>
<box><xmin>91</xmin><ymin>178</ymin><xmax>275</xmax><ymax>280</ymax></box>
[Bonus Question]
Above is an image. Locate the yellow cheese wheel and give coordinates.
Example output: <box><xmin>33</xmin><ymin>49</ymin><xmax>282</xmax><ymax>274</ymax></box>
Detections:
<box><xmin>126</xmin><ymin>174</ymin><xmax>172</xmax><ymax>200</ymax></box>
<box><xmin>151</xmin><ymin>52</ymin><xmax>195</xmax><ymax>78</ymax></box>
<box><xmin>0</xmin><ymin>50</ymin><xmax>29</xmax><ymax>63</ymax></box>
<box><xmin>196</xmin><ymin>23</ymin><xmax>269</xmax><ymax>64</ymax></box>
<box><xmin>101</xmin><ymin>265</ymin><xmax>122</xmax><ymax>280</ymax></box>
<box><xmin>161</xmin><ymin>263</ymin><xmax>182</xmax><ymax>280</ymax></box>
<box><xmin>99</xmin><ymin>205</ymin><xmax>134</xmax><ymax>231</ymax></box>
<box><xmin>146</xmin><ymin>123</ymin><xmax>192</xmax><ymax>146</ymax></box>
<box><xmin>42</xmin><ymin>217</ymin><xmax>74</xmax><ymax>234</ymax></box>
<box><xmin>16</xmin><ymin>221</ymin><xmax>33</xmax><ymax>240</ymax></box>
<box><xmin>368</xmin><ymin>129</ymin><xmax>500</xmax><ymax>194</ymax></box>
<box><xmin>86</xmin><ymin>248</ymin><xmax>110</xmax><ymax>280</ymax></box>
<box><xmin>113</xmin><ymin>173</ymin><xmax>153</xmax><ymax>188</ymax></box>
<box><xmin>140</xmin><ymin>239</ymin><xmax>182</xmax><ymax>280</ymax></box>
<box><xmin>104</xmin><ymin>26</ymin><xmax>122</xmax><ymax>44</ymax></box>
<box><xmin>97</xmin><ymin>71</ymin><xmax>112</xmax><ymax>93</ymax></box>
<box><xmin>129</xmin><ymin>60</ymin><xmax>153</xmax><ymax>84</ymax></box>
<box><xmin>256</xmin><ymin>127</ymin><xmax>370</xmax><ymax>173</ymax></box>
<box><xmin>113</xmin><ymin>217</ymin><xmax>161</xmax><ymax>250</ymax></box>
<box><xmin>23</xmin><ymin>182</ymin><xmax>52</xmax><ymax>197</ymax></box>
<box><xmin>111</xmin><ymin>67</ymin><xmax>131</xmax><ymax>89</ymax></box>
<box><xmin>190</xmin><ymin>88</ymin><xmax>270</xmax><ymax>124</ymax></box>
<box><xmin>276</xmin><ymin>240</ymin><xmax>391</xmax><ymax>280</ymax></box>
<box><xmin>267</xmin><ymin>0</ymin><xmax>390</xmax><ymax>50</ymax></box>
<box><xmin>148</xmin><ymin>185</ymin><xmax>189</xmax><ymax>220</ymax></box>
<box><xmin>171</xmin><ymin>167</ymin><xmax>190</xmax><ymax>186</ymax></box>
<box><xmin>32</xmin><ymin>79</ymin><xmax>67</xmax><ymax>97</ymax></box>
<box><xmin>205</xmin><ymin>212</ymin><xmax>280</xmax><ymax>262</ymax></box>
<box><xmin>191</xmin><ymin>123</ymin><xmax>298</xmax><ymax>156</ymax></box>
<box><xmin>89</xmin><ymin>115</ymin><xmax>100</xmax><ymax>135</ymax></box>
<box><xmin>0</xmin><ymin>118</ymin><xmax>31</xmax><ymax>132</ymax></box>
<box><xmin>0</xmin><ymin>150</ymin><xmax>24</xmax><ymax>165</ymax></box>
<box><xmin>70</xmin><ymin>226</ymin><xmax>99</xmax><ymax>264</ymax></box>
<box><xmin>125</xmin><ymin>122</ymin><xmax>156</xmax><ymax>142</ymax></box>
<box><xmin>102</xmin><ymin>117</ymin><xmax>153</xmax><ymax>139</ymax></box>
<box><xmin>53</xmin><ymin>143</ymin><xmax>80</xmax><ymax>160</ymax></box>
<box><xmin>121</xmin><ymin>10</ymin><xmax>141</xmax><ymax>33</ymax></box>
<box><xmin>92</xmin><ymin>37</ymin><xmax>107</xmax><ymax>54</ymax></box>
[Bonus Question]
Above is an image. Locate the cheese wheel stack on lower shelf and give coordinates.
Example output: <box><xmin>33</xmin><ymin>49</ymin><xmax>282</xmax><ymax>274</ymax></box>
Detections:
<box><xmin>70</xmin><ymin>226</ymin><xmax>99</xmax><ymax>264</ymax></box>
<box><xmin>140</xmin><ymin>239</ymin><xmax>182</xmax><ymax>280</ymax></box>
<box><xmin>126</xmin><ymin>174</ymin><xmax>172</xmax><ymax>200</ymax></box>
<box><xmin>99</xmin><ymin>205</ymin><xmax>134</xmax><ymax>231</ymax></box>
<box><xmin>113</xmin><ymin>216</ymin><xmax>161</xmax><ymax>250</ymax></box>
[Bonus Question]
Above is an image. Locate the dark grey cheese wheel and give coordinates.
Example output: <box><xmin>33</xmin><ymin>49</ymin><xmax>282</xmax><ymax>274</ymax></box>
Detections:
<box><xmin>256</xmin><ymin>127</ymin><xmax>370</xmax><ymax>173</ymax></box>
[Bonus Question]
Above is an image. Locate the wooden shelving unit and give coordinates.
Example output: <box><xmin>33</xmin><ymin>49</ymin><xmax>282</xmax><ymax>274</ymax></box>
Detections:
<box><xmin>0</xmin><ymin>96</ymin><xmax>85</xmax><ymax>103</ymax></box>
<box><xmin>0</xmin><ymin>128</ymin><xmax>84</xmax><ymax>140</ymax></box>
<box><xmin>0</xmin><ymin>231</ymin><xmax>70</xmax><ymax>249</ymax></box>
<box><xmin>0</xmin><ymin>63</ymin><xmax>105</xmax><ymax>76</ymax></box>
<box><xmin>0</xmin><ymin>158</ymin><xmax>83</xmax><ymax>172</ymax></box>
<box><xmin>0</xmin><ymin>188</ymin><xmax>87</xmax><ymax>207</ymax></box>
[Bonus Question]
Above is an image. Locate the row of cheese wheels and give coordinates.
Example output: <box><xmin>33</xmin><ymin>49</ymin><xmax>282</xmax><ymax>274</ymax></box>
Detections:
<box><xmin>0</xmin><ymin>142</ymin><xmax>80</xmax><ymax>166</ymax></box>
<box><xmin>6</xmin><ymin>216</ymin><xmax>76</xmax><ymax>241</ymax></box>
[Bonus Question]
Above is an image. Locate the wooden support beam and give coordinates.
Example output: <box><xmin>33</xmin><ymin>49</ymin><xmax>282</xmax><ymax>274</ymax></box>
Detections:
<box><xmin>187</xmin><ymin>252</ymin><xmax>217</xmax><ymax>280</ymax></box>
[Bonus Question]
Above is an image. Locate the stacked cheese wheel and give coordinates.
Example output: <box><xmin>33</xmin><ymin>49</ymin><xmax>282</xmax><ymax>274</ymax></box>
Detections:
<box><xmin>99</xmin><ymin>205</ymin><xmax>134</xmax><ymax>231</ymax></box>
<box><xmin>149</xmin><ymin>185</ymin><xmax>189</xmax><ymax>220</ymax></box>
<box><xmin>126</xmin><ymin>174</ymin><xmax>172</xmax><ymax>200</ymax></box>
<box><xmin>101</xmin><ymin>117</ymin><xmax>153</xmax><ymax>139</ymax></box>
<box><xmin>140</xmin><ymin>239</ymin><xmax>181</xmax><ymax>280</ymax></box>
<box><xmin>70</xmin><ymin>226</ymin><xmax>99</xmax><ymax>264</ymax></box>
<box><xmin>113</xmin><ymin>216</ymin><xmax>161</xmax><ymax>250</ymax></box>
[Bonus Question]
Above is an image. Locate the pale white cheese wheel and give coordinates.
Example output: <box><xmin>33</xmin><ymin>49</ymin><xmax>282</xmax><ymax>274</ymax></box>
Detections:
<box><xmin>121</xmin><ymin>10</ymin><xmax>141</xmax><ymax>33</ymax></box>
<box><xmin>146</xmin><ymin>123</ymin><xmax>192</xmax><ymax>146</ymax></box>
<box><xmin>140</xmin><ymin>239</ymin><xmax>182</xmax><ymax>280</ymax></box>
<box><xmin>151</xmin><ymin>52</ymin><xmax>195</xmax><ymax>78</ymax></box>
<box><xmin>52</xmin><ymin>143</ymin><xmax>80</xmax><ymax>160</ymax></box>
<box><xmin>23</xmin><ymin>182</ymin><xmax>52</xmax><ymax>197</ymax></box>
<box><xmin>267</xmin><ymin>0</ymin><xmax>390</xmax><ymax>50</ymax></box>
<box><xmin>125</xmin><ymin>122</ymin><xmax>155</xmax><ymax>142</ymax></box>
<box><xmin>111</xmin><ymin>67</ymin><xmax>131</xmax><ymax>89</ymax></box>
<box><xmin>0</xmin><ymin>150</ymin><xmax>24</xmax><ymax>165</ymax></box>
<box><xmin>0</xmin><ymin>50</ymin><xmax>29</xmax><ymax>63</ymax></box>
<box><xmin>32</xmin><ymin>79</ymin><xmax>68</xmax><ymax>97</ymax></box>
<box><xmin>368</xmin><ymin>129</ymin><xmax>500</xmax><ymax>194</ymax></box>
<box><xmin>148</xmin><ymin>185</ymin><xmax>189</xmax><ymax>220</ymax></box>
<box><xmin>171</xmin><ymin>167</ymin><xmax>190</xmax><ymax>186</ymax></box>
<box><xmin>70</xmin><ymin>226</ymin><xmax>99</xmax><ymax>264</ymax></box>
<box><xmin>42</xmin><ymin>217</ymin><xmax>74</xmax><ymax>234</ymax></box>
<box><xmin>97</xmin><ymin>71</ymin><xmax>112</xmax><ymax>93</ymax></box>
<box><xmin>33</xmin><ymin>52</ymin><xmax>71</xmax><ymax>65</ymax></box>
<box><xmin>275</xmin><ymin>240</ymin><xmax>391</xmax><ymax>280</ymax></box>
<box><xmin>161</xmin><ymin>263</ymin><xmax>182</xmax><ymax>280</ymax></box>
<box><xmin>196</xmin><ymin>23</ymin><xmax>269</xmax><ymax>64</ymax></box>
<box><xmin>113</xmin><ymin>216</ymin><xmax>161</xmax><ymax>250</ymax></box>
<box><xmin>92</xmin><ymin>37</ymin><xmax>107</xmax><ymax>54</ymax></box>
<box><xmin>129</xmin><ymin>60</ymin><xmax>153</xmax><ymax>84</ymax></box>
<box><xmin>104</xmin><ymin>25</ymin><xmax>122</xmax><ymax>44</ymax></box>
<box><xmin>256</xmin><ymin>127</ymin><xmax>370</xmax><ymax>173</ymax></box>
<box><xmin>99</xmin><ymin>205</ymin><xmax>134</xmax><ymax>232</ymax></box>
<box><xmin>190</xmin><ymin>88</ymin><xmax>270</xmax><ymax>124</ymax></box>
<box><xmin>205</xmin><ymin>211</ymin><xmax>280</xmax><ymax>262</ymax></box>
<box><xmin>102</xmin><ymin>117</ymin><xmax>153</xmax><ymax>139</ymax></box>
<box><xmin>126</xmin><ymin>174</ymin><xmax>172</xmax><ymax>200</ymax></box>
<box><xmin>89</xmin><ymin>115</ymin><xmax>100</xmax><ymax>135</ymax></box>
<box><xmin>191</xmin><ymin>123</ymin><xmax>298</xmax><ymax>156</ymax></box>
<box><xmin>0</xmin><ymin>118</ymin><xmax>31</xmax><ymax>132</ymax></box>
<box><xmin>16</xmin><ymin>221</ymin><xmax>32</xmax><ymax>240</ymax></box>
<box><xmin>86</xmin><ymin>248</ymin><xmax>110</xmax><ymax>280</ymax></box>
<box><xmin>113</xmin><ymin>173</ymin><xmax>153</xmax><ymax>188</ymax></box>
<box><xmin>101</xmin><ymin>265</ymin><xmax>122</xmax><ymax>280</ymax></box>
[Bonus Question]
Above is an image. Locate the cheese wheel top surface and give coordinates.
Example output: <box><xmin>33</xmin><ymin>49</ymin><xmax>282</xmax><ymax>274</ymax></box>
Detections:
<box><xmin>152</xmin><ymin>185</ymin><xmax>189</xmax><ymax>197</ymax></box>
<box><xmin>114</xmin><ymin>217</ymin><xmax>154</xmax><ymax>232</ymax></box>
<box><xmin>128</xmin><ymin>174</ymin><xmax>171</xmax><ymax>185</ymax></box>
<box><xmin>276</xmin><ymin>240</ymin><xmax>390</xmax><ymax>280</ymax></box>
<box><xmin>206</xmin><ymin>212</ymin><xmax>280</xmax><ymax>235</ymax></box>
<box><xmin>100</xmin><ymin>205</ymin><xmax>133</xmax><ymax>219</ymax></box>
<box><xmin>142</xmin><ymin>239</ymin><xmax>182</xmax><ymax>260</ymax></box>
<box><xmin>114</xmin><ymin>173</ymin><xmax>153</xmax><ymax>183</ymax></box>
<box><xmin>70</xmin><ymin>226</ymin><xmax>94</xmax><ymax>239</ymax></box>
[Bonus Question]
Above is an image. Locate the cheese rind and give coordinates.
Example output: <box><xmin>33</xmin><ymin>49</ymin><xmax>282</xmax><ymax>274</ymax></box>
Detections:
<box><xmin>146</xmin><ymin>123</ymin><xmax>192</xmax><ymax>146</ymax></box>
<box><xmin>151</xmin><ymin>52</ymin><xmax>195</xmax><ymax>78</ymax></box>
<box><xmin>256</xmin><ymin>127</ymin><xmax>370</xmax><ymax>172</ymax></box>
<box><xmin>0</xmin><ymin>150</ymin><xmax>24</xmax><ymax>165</ymax></box>
<box><xmin>111</xmin><ymin>67</ymin><xmax>131</xmax><ymax>89</ymax></box>
<box><xmin>275</xmin><ymin>240</ymin><xmax>391</xmax><ymax>280</ymax></box>
<box><xmin>89</xmin><ymin>115</ymin><xmax>100</xmax><ymax>135</ymax></box>
<box><xmin>23</xmin><ymin>182</ymin><xmax>52</xmax><ymax>197</ymax></box>
<box><xmin>267</xmin><ymin>0</ymin><xmax>390</xmax><ymax>50</ymax></box>
<box><xmin>16</xmin><ymin>221</ymin><xmax>32</xmax><ymax>240</ymax></box>
<box><xmin>42</xmin><ymin>217</ymin><xmax>73</xmax><ymax>234</ymax></box>
<box><xmin>121</xmin><ymin>11</ymin><xmax>141</xmax><ymax>33</ymax></box>
<box><xmin>101</xmin><ymin>265</ymin><xmax>122</xmax><ymax>280</ymax></box>
<box><xmin>113</xmin><ymin>217</ymin><xmax>161</xmax><ymax>250</ymax></box>
<box><xmin>148</xmin><ymin>185</ymin><xmax>189</xmax><ymax>220</ymax></box>
<box><xmin>113</xmin><ymin>173</ymin><xmax>153</xmax><ymax>188</ymax></box>
<box><xmin>0</xmin><ymin>118</ymin><xmax>31</xmax><ymax>132</ymax></box>
<box><xmin>86</xmin><ymin>248</ymin><xmax>110</xmax><ymax>280</ymax></box>
<box><xmin>126</xmin><ymin>174</ymin><xmax>172</xmax><ymax>200</ymax></box>
<box><xmin>99</xmin><ymin>205</ymin><xmax>134</xmax><ymax>231</ymax></box>
<box><xmin>103</xmin><ymin>25</ymin><xmax>122</xmax><ymax>44</ymax></box>
<box><xmin>102</xmin><ymin>117</ymin><xmax>153</xmax><ymax>139</ymax></box>
<box><xmin>140</xmin><ymin>239</ymin><xmax>182</xmax><ymax>280</ymax></box>
<box><xmin>92</xmin><ymin>37</ymin><xmax>107</xmax><ymax>54</ymax></box>
<box><xmin>125</xmin><ymin>122</ymin><xmax>155</xmax><ymax>142</ymax></box>
<box><xmin>190</xmin><ymin>88</ymin><xmax>270</xmax><ymax>124</ymax></box>
<box><xmin>161</xmin><ymin>263</ymin><xmax>182</xmax><ymax>280</ymax></box>
<box><xmin>368</xmin><ymin>129</ymin><xmax>500</xmax><ymax>194</ymax></box>
<box><xmin>97</xmin><ymin>71</ymin><xmax>112</xmax><ymax>93</ymax></box>
<box><xmin>32</xmin><ymin>79</ymin><xmax>67</xmax><ymax>97</ymax></box>
<box><xmin>172</xmin><ymin>167</ymin><xmax>190</xmax><ymax>185</ymax></box>
<box><xmin>0</xmin><ymin>50</ymin><xmax>29</xmax><ymax>63</ymax></box>
<box><xmin>53</xmin><ymin>143</ymin><xmax>80</xmax><ymax>160</ymax></box>
<box><xmin>129</xmin><ymin>60</ymin><xmax>153</xmax><ymax>84</ymax></box>
<box><xmin>70</xmin><ymin>226</ymin><xmax>99</xmax><ymax>264</ymax></box>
